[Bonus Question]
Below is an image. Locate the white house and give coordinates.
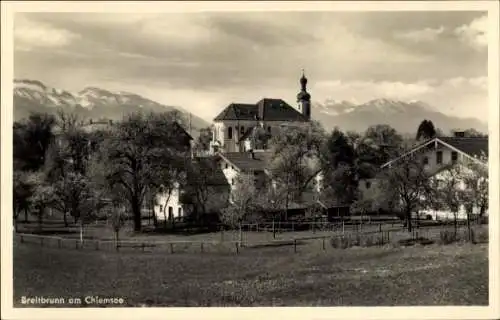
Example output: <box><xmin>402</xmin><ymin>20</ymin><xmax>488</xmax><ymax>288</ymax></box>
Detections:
<box><xmin>378</xmin><ymin>133</ymin><xmax>488</xmax><ymax>220</ymax></box>
<box><xmin>153</xmin><ymin>157</ymin><xmax>230</xmax><ymax>222</ymax></box>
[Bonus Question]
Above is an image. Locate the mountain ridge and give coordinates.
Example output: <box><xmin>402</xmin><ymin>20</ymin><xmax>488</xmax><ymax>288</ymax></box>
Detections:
<box><xmin>14</xmin><ymin>79</ymin><xmax>487</xmax><ymax>136</ymax></box>
<box><xmin>312</xmin><ymin>98</ymin><xmax>487</xmax><ymax>135</ymax></box>
<box><xmin>13</xmin><ymin>79</ymin><xmax>210</xmax><ymax>135</ymax></box>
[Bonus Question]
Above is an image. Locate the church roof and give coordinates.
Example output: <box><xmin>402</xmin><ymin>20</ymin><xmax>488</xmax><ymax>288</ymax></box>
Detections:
<box><xmin>213</xmin><ymin>98</ymin><xmax>308</xmax><ymax>122</ymax></box>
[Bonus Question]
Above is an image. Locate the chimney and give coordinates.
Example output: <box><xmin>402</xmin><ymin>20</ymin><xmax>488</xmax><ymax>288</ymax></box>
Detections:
<box><xmin>454</xmin><ymin>131</ymin><xmax>465</xmax><ymax>138</ymax></box>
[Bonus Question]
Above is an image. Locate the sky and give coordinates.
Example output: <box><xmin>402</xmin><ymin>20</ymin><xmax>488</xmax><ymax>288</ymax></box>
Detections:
<box><xmin>14</xmin><ymin>10</ymin><xmax>488</xmax><ymax>122</ymax></box>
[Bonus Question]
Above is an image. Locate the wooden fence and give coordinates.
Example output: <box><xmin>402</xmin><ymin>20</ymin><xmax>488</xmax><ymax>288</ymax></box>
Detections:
<box><xmin>14</xmin><ymin>222</ymin><xmax>488</xmax><ymax>255</ymax></box>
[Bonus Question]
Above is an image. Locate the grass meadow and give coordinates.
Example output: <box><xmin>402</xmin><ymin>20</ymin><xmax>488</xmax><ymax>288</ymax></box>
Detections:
<box><xmin>13</xmin><ymin>237</ymin><xmax>488</xmax><ymax>307</ymax></box>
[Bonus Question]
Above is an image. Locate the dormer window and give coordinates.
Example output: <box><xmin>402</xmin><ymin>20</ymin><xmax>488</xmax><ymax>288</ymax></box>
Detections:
<box><xmin>451</xmin><ymin>151</ymin><xmax>458</xmax><ymax>164</ymax></box>
<box><xmin>423</xmin><ymin>156</ymin><xmax>429</xmax><ymax>165</ymax></box>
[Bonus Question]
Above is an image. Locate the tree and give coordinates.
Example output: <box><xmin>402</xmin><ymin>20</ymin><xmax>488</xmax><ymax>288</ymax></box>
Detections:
<box><xmin>183</xmin><ymin>157</ymin><xmax>229</xmax><ymax>224</ymax></box>
<box><xmin>220</xmin><ymin>175</ymin><xmax>258</xmax><ymax>243</ymax></box>
<box><xmin>50</xmin><ymin>172</ymin><xmax>106</xmax><ymax>243</ymax></box>
<box><xmin>43</xmin><ymin>122</ymin><xmax>92</xmax><ymax>226</ymax></box>
<box><xmin>462</xmin><ymin>128</ymin><xmax>487</xmax><ymax>138</ymax></box>
<box><xmin>13</xmin><ymin>171</ymin><xmax>34</xmax><ymax>229</ymax></box>
<box><xmin>381</xmin><ymin>150</ymin><xmax>433</xmax><ymax>232</ymax></box>
<box><xmin>432</xmin><ymin>165</ymin><xmax>464</xmax><ymax>238</ymax></box>
<box><xmin>193</xmin><ymin>127</ymin><xmax>213</xmax><ymax>153</ymax></box>
<box><xmin>320</xmin><ymin>128</ymin><xmax>358</xmax><ymax>206</ymax></box>
<box><xmin>13</xmin><ymin>113</ymin><xmax>56</xmax><ymax>171</ymax></box>
<box><xmin>109</xmin><ymin>201</ymin><xmax>127</xmax><ymax>246</ymax></box>
<box><xmin>416</xmin><ymin>120</ymin><xmax>437</xmax><ymax>141</ymax></box>
<box><xmin>461</xmin><ymin>153</ymin><xmax>488</xmax><ymax>219</ymax></box>
<box><xmin>27</xmin><ymin>172</ymin><xmax>54</xmax><ymax>230</ymax></box>
<box><xmin>363</xmin><ymin>124</ymin><xmax>404</xmax><ymax>165</ymax></box>
<box><xmin>267</xmin><ymin>121</ymin><xmax>326</xmax><ymax>220</ymax></box>
<box><xmin>103</xmin><ymin>112</ymin><xmax>190</xmax><ymax>232</ymax></box>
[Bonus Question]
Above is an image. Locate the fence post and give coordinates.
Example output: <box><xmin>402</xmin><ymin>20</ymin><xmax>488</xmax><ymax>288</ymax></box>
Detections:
<box><xmin>294</xmin><ymin>239</ymin><xmax>297</xmax><ymax>253</ymax></box>
<box><xmin>95</xmin><ymin>241</ymin><xmax>99</xmax><ymax>251</ymax></box>
<box><xmin>379</xmin><ymin>223</ymin><xmax>382</xmax><ymax>233</ymax></box>
<box><xmin>201</xmin><ymin>242</ymin><xmax>204</xmax><ymax>253</ymax></box>
<box><xmin>322</xmin><ymin>237</ymin><xmax>326</xmax><ymax>250</ymax></box>
<box><xmin>170</xmin><ymin>243</ymin><xmax>174</xmax><ymax>254</ymax></box>
<box><xmin>142</xmin><ymin>243</ymin><xmax>145</xmax><ymax>252</ymax></box>
<box><xmin>75</xmin><ymin>240</ymin><xmax>79</xmax><ymax>250</ymax></box>
<box><xmin>58</xmin><ymin>238</ymin><xmax>62</xmax><ymax>249</ymax></box>
<box><xmin>20</xmin><ymin>235</ymin><xmax>24</xmax><ymax>243</ymax></box>
<box><xmin>235</xmin><ymin>242</ymin><xmax>239</xmax><ymax>254</ymax></box>
<box><xmin>41</xmin><ymin>237</ymin><xmax>44</xmax><ymax>247</ymax></box>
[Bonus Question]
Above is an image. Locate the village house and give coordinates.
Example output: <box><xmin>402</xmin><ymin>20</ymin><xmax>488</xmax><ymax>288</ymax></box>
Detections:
<box><xmin>153</xmin><ymin>157</ymin><xmax>230</xmax><ymax>223</ymax></box>
<box><xmin>376</xmin><ymin>132</ymin><xmax>488</xmax><ymax>220</ymax></box>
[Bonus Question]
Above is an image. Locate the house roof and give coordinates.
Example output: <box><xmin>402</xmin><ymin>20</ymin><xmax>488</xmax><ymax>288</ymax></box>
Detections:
<box><xmin>213</xmin><ymin>98</ymin><xmax>308</xmax><ymax>122</ymax></box>
<box><xmin>218</xmin><ymin>151</ymin><xmax>273</xmax><ymax>172</ymax></box>
<box><xmin>438</xmin><ymin>137</ymin><xmax>488</xmax><ymax>158</ymax></box>
<box><xmin>381</xmin><ymin>136</ymin><xmax>488</xmax><ymax>168</ymax></box>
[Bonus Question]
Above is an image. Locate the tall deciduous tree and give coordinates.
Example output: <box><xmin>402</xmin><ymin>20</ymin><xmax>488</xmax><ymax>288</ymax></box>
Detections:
<box><xmin>103</xmin><ymin>112</ymin><xmax>190</xmax><ymax>232</ymax></box>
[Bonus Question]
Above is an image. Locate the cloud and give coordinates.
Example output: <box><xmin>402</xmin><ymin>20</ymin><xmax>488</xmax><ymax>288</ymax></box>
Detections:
<box><xmin>14</xmin><ymin>14</ymin><xmax>79</xmax><ymax>50</ymax></box>
<box><xmin>454</xmin><ymin>14</ymin><xmax>488</xmax><ymax>50</ymax></box>
<box><xmin>12</xmin><ymin>12</ymin><xmax>488</xmax><ymax>122</ymax></box>
<box><xmin>393</xmin><ymin>26</ymin><xmax>445</xmax><ymax>43</ymax></box>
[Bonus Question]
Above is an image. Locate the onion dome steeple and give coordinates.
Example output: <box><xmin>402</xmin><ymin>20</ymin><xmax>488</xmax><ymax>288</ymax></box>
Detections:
<box><xmin>297</xmin><ymin>69</ymin><xmax>311</xmax><ymax>120</ymax></box>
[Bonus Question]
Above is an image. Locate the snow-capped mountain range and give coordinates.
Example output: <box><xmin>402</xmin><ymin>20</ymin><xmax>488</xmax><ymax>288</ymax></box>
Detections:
<box><xmin>13</xmin><ymin>79</ymin><xmax>487</xmax><ymax>136</ymax></box>
<box><xmin>13</xmin><ymin>79</ymin><xmax>210</xmax><ymax>132</ymax></box>
<box><xmin>312</xmin><ymin>98</ymin><xmax>487</xmax><ymax>135</ymax></box>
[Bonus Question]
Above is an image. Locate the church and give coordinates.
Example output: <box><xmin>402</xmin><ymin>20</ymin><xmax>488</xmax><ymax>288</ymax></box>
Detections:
<box><xmin>210</xmin><ymin>71</ymin><xmax>313</xmax><ymax>153</ymax></box>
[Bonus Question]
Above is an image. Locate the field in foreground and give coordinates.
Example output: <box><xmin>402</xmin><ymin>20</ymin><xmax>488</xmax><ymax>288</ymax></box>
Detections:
<box><xmin>13</xmin><ymin>240</ymin><xmax>488</xmax><ymax>307</ymax></box>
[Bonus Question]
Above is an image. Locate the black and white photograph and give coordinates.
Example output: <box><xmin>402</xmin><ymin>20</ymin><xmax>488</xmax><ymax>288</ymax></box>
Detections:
<box><xmin>1</xmin><ymin>1</ymin><xmax>499</xmax><ymax>319</ymax></box>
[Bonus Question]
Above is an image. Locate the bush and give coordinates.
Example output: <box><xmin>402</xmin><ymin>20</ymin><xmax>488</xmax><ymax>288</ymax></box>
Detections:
<box><xmin>398</xmin><ymin>237</ymin><xmax>434</xmax><ymax>246</ymax></box>
<box><xmin>474</xmin><ymin>228</ymin><xmax>489</xmax><ymax>243</ymax></box>
<box><xmin>330</xmin><ymin>236</ymin><xmax>350</xmax><ymax>249</ymax></box>
<box><xmin>439</xmin><ymin>230</ymin><xmax>458</xmax><ymax>245</ymax></box>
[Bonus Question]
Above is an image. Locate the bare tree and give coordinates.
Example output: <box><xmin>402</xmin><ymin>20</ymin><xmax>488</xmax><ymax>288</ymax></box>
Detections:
<box><xmin>220</xmin><ymin>175</ymin><xmax>258</xmax><ymax>244</ymax></box>
<box><xmin>381</xmin><ymin>152</ymin><xmax>432</xmax><ymax>232</ymax></box>
<box><xmin>460</xmin><ymin>153</ymin><xmax>488</xmax><ymax>239</ymax></box>
<box><xmin>432</xmin><ymin>165</ymin><xmax>464</xmax><ymax>238</ymax></box>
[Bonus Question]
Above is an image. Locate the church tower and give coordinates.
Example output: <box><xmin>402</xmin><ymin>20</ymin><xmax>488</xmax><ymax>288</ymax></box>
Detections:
<box><xmin>297</xmin><ymin>69</ymin><xmax>311</xmax><ymax>120</ymax></box>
